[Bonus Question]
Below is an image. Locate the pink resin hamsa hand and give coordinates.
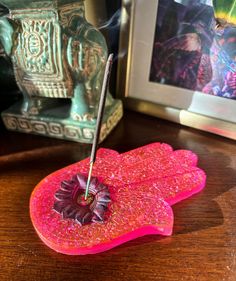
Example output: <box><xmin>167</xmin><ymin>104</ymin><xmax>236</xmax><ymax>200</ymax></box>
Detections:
<box><xmin>30</xmin><ymin>143</ymin><xmax>206</xmax><ymax>255</ymax></box>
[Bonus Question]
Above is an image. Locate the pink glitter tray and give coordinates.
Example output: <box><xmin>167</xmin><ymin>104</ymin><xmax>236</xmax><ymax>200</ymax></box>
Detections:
<box><xmin>30</xmin><ymin>143</ymin><xmax>206</xmax><ymax>255</ymax></box>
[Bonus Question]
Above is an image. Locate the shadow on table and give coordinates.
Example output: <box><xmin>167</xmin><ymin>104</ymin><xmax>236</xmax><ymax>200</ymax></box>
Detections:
<box><xmin>173</xmin><ymin>148</ymin><xmax>236</xmax><ymax>235</ymax></box>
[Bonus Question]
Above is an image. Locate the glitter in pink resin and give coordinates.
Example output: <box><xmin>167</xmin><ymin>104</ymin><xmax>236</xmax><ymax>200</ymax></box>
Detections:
<box><xmin>30</xmin><ymin>143</ymin><xmax>206</xmax><ymax>255</ymax></box>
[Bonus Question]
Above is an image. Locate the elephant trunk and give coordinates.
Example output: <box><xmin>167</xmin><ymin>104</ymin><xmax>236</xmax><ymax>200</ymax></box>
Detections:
<box><xmin>0</xmin><ymin>17</ymin><xmax>14</xmax><ymax>56</ymax></box>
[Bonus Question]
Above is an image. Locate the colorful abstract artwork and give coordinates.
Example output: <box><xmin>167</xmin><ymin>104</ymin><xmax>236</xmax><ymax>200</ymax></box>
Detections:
<box><xmin>150</xmin><ymin>0</ymin><xmax>236</xmax><ymax>100</ymax></box>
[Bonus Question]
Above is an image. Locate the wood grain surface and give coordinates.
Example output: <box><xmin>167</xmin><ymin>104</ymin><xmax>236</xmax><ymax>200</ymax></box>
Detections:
<box><xmin>0</xmin><ymin>110</ymin><xmax>236</xmax><ymax>281</ymax></box>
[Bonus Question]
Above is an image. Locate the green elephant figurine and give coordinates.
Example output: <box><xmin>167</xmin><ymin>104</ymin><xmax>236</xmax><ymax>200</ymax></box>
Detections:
<box><xmin>0</xmin><ymin>0</ymin><xmax>122</xmax><ymax>142</ymax></box>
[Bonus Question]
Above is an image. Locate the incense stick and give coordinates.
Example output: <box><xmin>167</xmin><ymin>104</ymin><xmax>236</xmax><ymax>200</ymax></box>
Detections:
<box><xmin>85</xmin><ymin>54</ymin><xmax>114</xmax><ymax>200</ymax></box>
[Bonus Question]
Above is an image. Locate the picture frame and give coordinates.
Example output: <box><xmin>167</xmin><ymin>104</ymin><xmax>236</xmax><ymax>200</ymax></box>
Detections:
<box><xmin>117</xmin><ymin>0</ymin><xmax>236</xmax><ymax>140</ymax></box>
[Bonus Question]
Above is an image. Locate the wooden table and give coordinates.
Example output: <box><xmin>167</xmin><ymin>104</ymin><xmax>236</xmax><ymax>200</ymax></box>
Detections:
<box><xmin>0</xmin><ymin>110</ymin><xmax>236</xmax><ymax>281</ymax></box>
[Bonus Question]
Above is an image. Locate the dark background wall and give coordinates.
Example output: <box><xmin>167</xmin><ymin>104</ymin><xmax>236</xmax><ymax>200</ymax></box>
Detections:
<box><xmin>105</xmin><ymin>0</ymin><xmax>121</xmax><ymax>96</ymax></box>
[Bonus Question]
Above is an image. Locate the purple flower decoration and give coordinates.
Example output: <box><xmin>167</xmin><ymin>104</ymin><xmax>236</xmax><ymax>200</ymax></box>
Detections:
<box><xmin>53</xmin><ymin>174</ymin><xmax>111</xmax><ymax>225</ymax></box>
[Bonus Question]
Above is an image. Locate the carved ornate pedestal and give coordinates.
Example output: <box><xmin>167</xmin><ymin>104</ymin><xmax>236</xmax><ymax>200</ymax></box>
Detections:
<box><xmin>0</xmin><ymin>0</ymin><xmax>123</xmax><ymax>143</ymax></box>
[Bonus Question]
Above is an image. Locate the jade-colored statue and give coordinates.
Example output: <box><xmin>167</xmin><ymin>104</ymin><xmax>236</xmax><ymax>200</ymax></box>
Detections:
<box><xmin>0</xmin><ymin>0</ymin><xmax>122</xmax><ymax>142</ymax></box>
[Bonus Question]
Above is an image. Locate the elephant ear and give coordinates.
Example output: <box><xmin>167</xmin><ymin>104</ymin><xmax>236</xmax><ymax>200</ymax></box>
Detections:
<box><xmin>0</xmin><ymin>17</ymin><xmax>14</xmax><ymax>56</ymax></box>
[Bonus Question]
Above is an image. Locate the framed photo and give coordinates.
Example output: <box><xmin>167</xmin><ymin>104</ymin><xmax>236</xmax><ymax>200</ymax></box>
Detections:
<box><xmin>117</xmin><ymin>0</ymin><xmax>236</xmax><ymax>140</ymax></box>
